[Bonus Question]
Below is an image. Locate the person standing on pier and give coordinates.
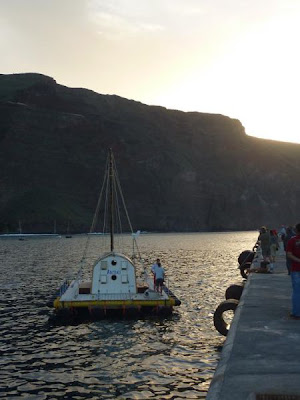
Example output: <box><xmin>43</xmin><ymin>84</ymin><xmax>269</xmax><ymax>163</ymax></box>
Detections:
<box><xmin>258</xmin><ymin>226</ymin><xmax>271</xmax><ymax>263</ymax></box>
<box><xmin>269</xmin><ymin>229</ymin><xmax>279</xmax><ymax>272</ymax></box>
<box><xmin>284</xmin><ymin>226</ymin><xmax>295</xmax><ymax>274</ymax></box>
<box><xmin>279</xmin><ymin>225</ymin><xmax>287</xmax><ymax>250</ymax></box>
<box><xmin>287</xmin><ymin>223</ymin><xmax>300</xmax><ymax>319</ymax></box>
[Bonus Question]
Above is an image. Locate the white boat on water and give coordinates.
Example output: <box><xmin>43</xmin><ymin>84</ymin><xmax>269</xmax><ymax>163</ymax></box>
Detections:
<box><xmin>0</xmin><ymin>219</ymin><xmax>61</xmax><ymax>239</ymax></box>
<box><xmin>0</xmin><ymin>233</ymin><xmax>61</xmax><ymax>239</ymax></box>
<box><xmin>53</xmin><ymin>149</ymin><xmax>180</xmax><ymax>317</ymax></box>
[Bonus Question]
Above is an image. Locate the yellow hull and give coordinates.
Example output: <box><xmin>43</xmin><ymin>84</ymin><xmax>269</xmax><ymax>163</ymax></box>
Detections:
<box><xmin>54</xmin><ymin>297</ymin><xmax>177</xmax><ymax>310</ymax></box>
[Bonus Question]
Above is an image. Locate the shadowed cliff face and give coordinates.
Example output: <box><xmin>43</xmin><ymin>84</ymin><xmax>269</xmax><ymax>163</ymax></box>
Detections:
<box><xmin>0</xmin><ymin>72</ymin><xmax>300</xmax><ymax>233</ymax></box>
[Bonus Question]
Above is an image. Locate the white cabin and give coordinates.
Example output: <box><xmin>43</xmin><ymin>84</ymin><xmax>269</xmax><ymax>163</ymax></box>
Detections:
<box><xmin>91</xmin><ymin>252</ymin><xmax>137</xmax><ymax>295</ymax></box>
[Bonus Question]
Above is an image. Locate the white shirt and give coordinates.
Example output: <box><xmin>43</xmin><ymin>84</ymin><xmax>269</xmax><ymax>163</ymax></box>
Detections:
<box><xmin>151</xmin><ymin>263</ymin><xmax>159</xmax><ymax>274</ymax></box>
<box><xmin>152</xmin><ymin>264</ymin><xmax>165</xmax><ymax>280</ymax></box>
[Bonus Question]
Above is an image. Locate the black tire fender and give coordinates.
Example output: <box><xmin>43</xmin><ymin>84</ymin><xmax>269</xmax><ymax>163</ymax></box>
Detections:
<box><xmin>213</xmin><ymin>299</ymin><xmax>239</xmax><ymax>336</ymax></box>
<box><xmin>225</xmin><ymin>283</ymin><xmax>244</xmax><ymax>300</ymax></box>
<box><xmin>239</xmin><ymin>262</ymin><xmax>251</xmax><ymax>280</ymax></box>
<box><xmin>238</xmin><ymin>250</ymin><xmax>255</xmax><ymax>266</ymax></box>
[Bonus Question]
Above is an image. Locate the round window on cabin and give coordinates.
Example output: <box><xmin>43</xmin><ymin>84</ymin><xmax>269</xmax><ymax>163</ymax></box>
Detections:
<box><xmin>111</xmin><ymin>275</ymin><xmax>117</xmax><ymax>281</ymax></box>
<box><xmin>111</xmin><ymin>260</ymin><xmax>117</xmax><ymax>266</ymax></box>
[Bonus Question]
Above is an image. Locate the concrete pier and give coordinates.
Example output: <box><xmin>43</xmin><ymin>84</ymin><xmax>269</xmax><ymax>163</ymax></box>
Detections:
<box><xmin>207</xmin><ymin>251</ymin><xmax>300</xmax><ymax>400</ymax></box>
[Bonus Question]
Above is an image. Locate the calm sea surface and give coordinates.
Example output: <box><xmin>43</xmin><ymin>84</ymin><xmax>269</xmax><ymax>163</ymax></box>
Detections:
<box><xmin>0</xmin><ymin>231</ymin><xmax>258</xmax><ymax>399</ymax></box>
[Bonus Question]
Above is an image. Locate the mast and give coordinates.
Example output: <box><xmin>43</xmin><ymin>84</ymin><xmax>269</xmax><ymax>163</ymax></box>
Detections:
<box><xmin>109</xmin><ymin>148</ymin><xmax>114</xmax><ymax>252</ymax></box>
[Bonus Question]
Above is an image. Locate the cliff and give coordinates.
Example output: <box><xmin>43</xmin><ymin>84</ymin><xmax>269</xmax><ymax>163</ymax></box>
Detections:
<box><xmin>1</xmin><ymin>72</ymin><xmax>300</xmax><ymax>233</ymax></box>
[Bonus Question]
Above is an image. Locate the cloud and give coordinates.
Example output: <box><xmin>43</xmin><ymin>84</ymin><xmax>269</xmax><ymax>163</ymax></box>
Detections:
<box><xmin>87</xmin><ymin>0</ymin><xmax>165</xmax><ymax>39</ymax></box>
<box><xmin>90</xmin><ymin>11</ymin><xmax>163</xmax><ymax>39</ymax></box>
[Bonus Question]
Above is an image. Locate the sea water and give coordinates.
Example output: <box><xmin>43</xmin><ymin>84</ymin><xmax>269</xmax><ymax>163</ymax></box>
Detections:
<box><xmin>0</xmin><ymin>231</ymin><xmax>257</xmax><ymax>399</ymax></box>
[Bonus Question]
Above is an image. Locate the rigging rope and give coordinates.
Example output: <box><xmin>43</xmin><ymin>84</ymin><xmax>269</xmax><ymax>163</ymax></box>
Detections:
<box><xmin>80</xmin><ymin>154</ymin><xmax>109</xmax><ymax>267</ymax></box>
<box><xmin>113</xmin><ymin>155</ymin><xmax>143</xmax><ymax>264</ymax></box>
<box><xmin>77</xmin><ymin>150</ymin><xmax>144</xmax><ymax>278</ymax></box>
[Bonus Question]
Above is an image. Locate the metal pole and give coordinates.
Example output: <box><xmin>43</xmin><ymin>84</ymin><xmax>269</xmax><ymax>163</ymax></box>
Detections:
<box><xmin>109</xmin><ymin>148</ymin><xmax>114</xmax><ymax>252</ymax></box>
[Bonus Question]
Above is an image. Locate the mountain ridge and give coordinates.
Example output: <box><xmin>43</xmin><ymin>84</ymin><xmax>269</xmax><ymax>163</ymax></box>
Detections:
<box><xmin>0</xmin><ymin>72</ymin><xmax>299</xmax><ymax>233</ymax></box>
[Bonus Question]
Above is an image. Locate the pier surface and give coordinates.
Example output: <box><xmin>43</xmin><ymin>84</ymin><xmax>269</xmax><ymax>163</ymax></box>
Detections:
<box><xmin>207</xmin><ymin>250</ymin><xmax>300</xmax><ymax>400</ymax></box>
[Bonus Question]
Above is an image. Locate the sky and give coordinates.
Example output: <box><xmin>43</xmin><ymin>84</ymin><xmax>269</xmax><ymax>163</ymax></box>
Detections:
<box><xmin>1</xmin><ymin>0</ymin><xmax>300</xmax><ymax>144</ymax></box>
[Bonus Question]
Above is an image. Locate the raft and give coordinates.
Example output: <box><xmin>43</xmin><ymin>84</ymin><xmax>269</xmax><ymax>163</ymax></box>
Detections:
<box><xmin>52</xmin><ymin>150</ymin><xmax>181</xmax><ymax>318</ymax></box>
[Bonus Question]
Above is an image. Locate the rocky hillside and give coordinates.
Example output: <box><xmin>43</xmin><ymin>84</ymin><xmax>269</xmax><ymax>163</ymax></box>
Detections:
<box><xmin>1</xmin><ymin>73</ymin><xmax>300</xmax><ymax>233</ymax></box>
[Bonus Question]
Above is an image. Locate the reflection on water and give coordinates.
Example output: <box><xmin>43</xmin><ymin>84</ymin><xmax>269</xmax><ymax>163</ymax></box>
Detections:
<box><xmin>0</xmin><ymin>232</ymin><xmax>257</xmax><ymax>399</ymax></box>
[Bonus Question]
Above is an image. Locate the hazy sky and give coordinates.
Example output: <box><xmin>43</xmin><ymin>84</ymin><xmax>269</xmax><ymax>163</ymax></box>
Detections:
<box><xmin>1</xmin><ymin>0</ymin><xmax>300</xmax><ymax>143</ymax></box>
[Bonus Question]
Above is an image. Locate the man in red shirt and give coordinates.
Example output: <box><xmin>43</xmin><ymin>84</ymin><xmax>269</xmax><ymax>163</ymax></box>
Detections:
<box><xmin>287</xmin><ymin>223</ymin><xmax>300</xmax><ymax>319</ymax></box>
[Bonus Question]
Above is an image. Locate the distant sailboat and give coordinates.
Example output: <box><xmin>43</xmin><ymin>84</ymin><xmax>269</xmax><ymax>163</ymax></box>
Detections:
<box><xmin>65</xmin><ymin>219</ymin><xmax>72</xmax><ymax>238</ymax></box>
<box><xmin>0</xmin><ymin>219</ymin><xmax>61</xmax><ymax>239</ymax></box>
<box><xmin>18</xmin><ymin>220</ymin><xmax>25</xmax><ymax>240</ymax></box>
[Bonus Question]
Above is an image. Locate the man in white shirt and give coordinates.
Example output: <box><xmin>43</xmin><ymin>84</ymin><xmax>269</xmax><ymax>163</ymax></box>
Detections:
<box><xmin>151</xmin><ymin>258</ymin><xmax>160</xmax><ymax>275</ymax></box>
<box><xmin>151</xmin><ymin>258</ymin><xmax>160</xmax><ymax>286</ymax></box>
<box><xmin>151</xmin><ymin>259</ymin><xmax>165</xmax><ymax>294</ymax></box>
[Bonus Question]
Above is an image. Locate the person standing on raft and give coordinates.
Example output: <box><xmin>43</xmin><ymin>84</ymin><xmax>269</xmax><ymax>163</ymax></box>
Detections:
<box><xmin>154</xmin><ymin>262</ymin><xmax>165</xmax><ymax>295</ymax></box>
<box><xmin>151</xmin><ymin>259</ymin><xmax>165</xmax><ymax>294</ymax></box>
<box><xmin>151</xmin><ymin>258</ymin><xmax>160</xmax><ymax>287</ymax></box>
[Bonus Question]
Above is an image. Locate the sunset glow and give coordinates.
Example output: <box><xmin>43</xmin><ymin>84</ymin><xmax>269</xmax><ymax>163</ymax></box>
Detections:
<box><xmin>1</xmin><ymin>0</ymin><xmax>300</xmax><ymax>143</ymax></box>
